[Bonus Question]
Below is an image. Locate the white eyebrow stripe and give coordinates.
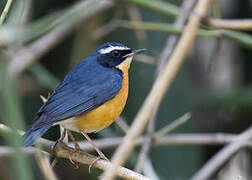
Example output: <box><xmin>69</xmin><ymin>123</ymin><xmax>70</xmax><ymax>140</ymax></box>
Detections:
<box><xmin>99</xmin><ymin>46</ymin><xmax>130</xmax><ymax>54</ymax></box>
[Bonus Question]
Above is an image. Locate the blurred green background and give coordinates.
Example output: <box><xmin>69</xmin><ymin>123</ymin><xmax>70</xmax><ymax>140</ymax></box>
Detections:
<box><xmin>0</xmin><ymin>0</ymin><xmax>251</xmax><ymax>179</ymax></box>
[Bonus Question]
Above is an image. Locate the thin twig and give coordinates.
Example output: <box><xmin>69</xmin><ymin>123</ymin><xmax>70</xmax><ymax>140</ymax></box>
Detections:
<box><xmin>154</xmin><ymin>112</ymin><xmax>191</xmax><ymax>139</ymax></box>
<box><xmin>2</xmin><ymin>122</ymin><xmax>252</xmax><ymax>151</ymax></box>
<box><xmin>123</xmin><ymin>0</ymin><xmax>179</xmax><ymax>17</ymax></box>
<box><xmin>204</xmin><ymin>18</ymin><xmax>252</xmax><ymax>30</ymax></box>
<box><xmin>92</xmin><ymin>8</ymin><xmax>123</xmax><ymax>40</ymax></box>
<box><xmin>0</xmin><ymin>146</ymin><xmax>49</xmax><ymax>157</ymax></box>
<box><xmin>1</xmin><ymin>122</ymin><xmax>252</xmax><ymax>152</ymax></box>
<box><xmin>1</xmin><ymin>132</ymin><xmax>252</xmax><ymax>156</ymax></box>
<box><xmin>110</xmin><ymin>20</ymin><xmax>220</xmax><ymax>37</ymax></box>
<box><xmin>192</xmin><ymin>126</ymin><xmax>252</xmax><ymax>180</ymax></box>
<box><xmin>111</xmin><ymin>20</ymin><xmax>252</xmax><ymax>49</ymax></box>
<box><xmin>101</xmin><ymin>1</ymin><xmax>212</xmax><ymax>179</ymax></box>
<box><xmin>126</xmin><ymin>5</ymin><xmax>147</xmax><ymax>42</ymax></box>
<box><xmin>93</xmin><ymin>19</ymin><xmax>252</xmax><ymax>50</ymax></box>
<box><xmin>74</xmin><ymin>133</ymin><xmax>252</xmax><ymax>151</ymax></box>
<box><xmin>92</xmin><ymin>20</ymin><xmax>119</xmax><ymax>40</ymax></box>
<box><xmin>0</xmin><ymin>0</ymin><xmax>13</xmax><ymax>25</ymax></box>
<box><xmin>134</xmin><ymin>136</ymin><xmax>152</xmax><ymax>172</ymax></box>
<box><xmin>154</xmin><ymin>134</ymin><xmax>251</xmax><ymax>149</ymax></box>
<box><xmin>157</xmin><ymin>0</ymin><xmax>196</xmax><ymax>72</ymax></box>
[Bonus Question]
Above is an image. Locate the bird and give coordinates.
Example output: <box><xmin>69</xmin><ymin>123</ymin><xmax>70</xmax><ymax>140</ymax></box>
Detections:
<box><xmin>23</xmin><ymin>42</ymin><xmax>146</xmax><ymax>162</ymax></box>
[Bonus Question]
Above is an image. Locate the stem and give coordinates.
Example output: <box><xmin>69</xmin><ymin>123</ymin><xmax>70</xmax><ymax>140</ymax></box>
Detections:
<box><xmin>0</xmin><ymin>0</ymin><xmax>13</xmax><ymax>25</ymax></box>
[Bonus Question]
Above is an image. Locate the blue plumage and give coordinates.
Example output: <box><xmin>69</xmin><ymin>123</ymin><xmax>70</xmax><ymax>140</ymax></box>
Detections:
<box><xmin>23</xmin><ymin>114</ymin><xmax>52</xmax><ymax>146</ymax></box>
<box><xmin>23</xmin><ymin>42</ymin><xmax>127</xmax><ymax>146</ymax></box>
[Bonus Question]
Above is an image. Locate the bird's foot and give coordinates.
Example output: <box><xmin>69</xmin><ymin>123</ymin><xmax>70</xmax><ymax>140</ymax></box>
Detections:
<box><xmin>52</xmin><ymin>139</ymin><xmax>80</xmax><ymax>168</ymax></box>
<box><xmin>68</xmin><ymin>154</ymin><xmax>79</xmax><ymax>169</ymax></box>
<box><xmin>68</xmin><ymin>144</ymin><xmax>80</xmax><ymax>169</ymax></box>
<box><xmin>52</xmin><ymin>139</ymin><xmax>64</xmax><ymax>156</ymax></box>
<box><xmin>68</xmin><ymin>143</ymin><xmax>80</xmax><ymax>153</ymax></box>
<box><xmin>89</xmin><ymin>154</ymin><xmax>109</xmax><ymax>173</ymax></box>
<box><xmin>74</xmin><ymin>142</ymin><xmax>80</xmax><ymax>151</ymax></box>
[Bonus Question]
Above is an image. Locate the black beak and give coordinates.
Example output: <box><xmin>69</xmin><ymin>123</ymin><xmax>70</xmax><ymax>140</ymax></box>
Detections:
<box><xmin>122</xmin><ymin>48</ymin><xmax>147</xmax><ymax>58</ymax></box>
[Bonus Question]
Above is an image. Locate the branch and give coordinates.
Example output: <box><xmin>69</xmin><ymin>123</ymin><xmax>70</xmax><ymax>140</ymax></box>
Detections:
<box><xmin>54</xmin><ymin>142</ymin><xmax>151</xmax><ymax>180</ymax></box>
<box><xmin>114</xmin><ymin>20</ymin><xmax>220</xmax><ymax>37</ymax></box>
<box><xmin>1</xmin><ymin>134</ymin><xmax>252</xmax><ymax>156</ymax></box>
<box><xmin>92</xmin><ymin>20</ymin><xmax>218</xmax><ymax>40</ymax></box>
<box><xmin>123</xmin><ymin>0</ymin><xmax>179</xmax><ymax>17</ymax></box>
<box><xmin>126</xmin><ymin>5</ymin><xmax>147</xmax><ymax>42</ymax></box>
<box><xmin>154</xmin><ymin>134</ymin><xmax>252</xmax><ymax>149</ymax></box>
<box><xmin>93</xmin><ymin>19</ymin><xmax>252</xmax><ymax>54</ymax></box>
<box><xmin>97</xmin><ymin>20</ymin><xmax>252</xmax><ymax>49</ymax></box>
<box><xmin>153</xmin><ymin>112</ymin><xmax>191</xmax><ymax>139</ymax></box>
<box><xmin>191</xmin><ymin>126</ymin><xmax>252</xmax><ymax>180</ymax></box>
<box><xmin>2</xmin><ymin>122</ymin><xmax>252</xmax><ymax>179</ymax></box>
<box><xmin>66</xmin><ymin>133</ymin><xmax>252</xmax><ymax>151</ymax></box>
<box><xmin>100</xmin><ymin>1</ymin><xmax>212</xmax><ymax>179</ymax></box>
<box><xmin>0</xmin><ymin>0</ymin><xmax>13</xmax><ymax>25</ymax></box>
<box><xmin>204</xmin><ymin>18</ymin><xmax>252</xmax><ymax>30</ymax></box>
<box><xmin>2</xmin><ymin>123</ymin><xmax>252</xmax><ymax>151</ymax></box>
<box><xmin>0</xmin><ymin>124</ymin><xmax>150</xmax><ymax>180</ymax></box>
<box><xmin>124</xmin><ymin>0</ymin><xmax>252</xmax><ymax>31</ymax></box>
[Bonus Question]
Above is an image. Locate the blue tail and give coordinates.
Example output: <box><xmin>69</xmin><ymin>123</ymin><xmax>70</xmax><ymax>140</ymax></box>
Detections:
<box><xmin>23</xmin><ymin>114</ymin><xmax>52</xmax><ymax>146</ymax></box>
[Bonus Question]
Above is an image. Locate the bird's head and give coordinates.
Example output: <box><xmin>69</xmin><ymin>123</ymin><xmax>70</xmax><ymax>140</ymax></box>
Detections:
<box><xmin>93</xmin><ymin>42</ymin><xmax>146</xmax><ymax>69</ymax></box>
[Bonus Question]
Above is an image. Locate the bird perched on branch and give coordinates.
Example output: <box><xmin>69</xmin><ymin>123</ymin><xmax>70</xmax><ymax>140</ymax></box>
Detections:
<box><xmin>23</xmin><ymin>42</ymin><xmax>146</xmax><ymax>163</ymax></box>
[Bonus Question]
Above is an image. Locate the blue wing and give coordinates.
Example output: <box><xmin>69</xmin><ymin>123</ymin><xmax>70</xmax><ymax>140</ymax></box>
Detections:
<box><xmin>38</xmin><ymin>59</ymin><xmax>123</xmax><ymax>126</ymax></box>
<box><xmin>23</xmin><ymin>58</ymin><xmax>123</xmax><ymax>146</ymax></box>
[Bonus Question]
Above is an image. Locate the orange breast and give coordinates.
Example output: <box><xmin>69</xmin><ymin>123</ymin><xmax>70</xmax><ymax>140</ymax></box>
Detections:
<box><xmin>60</xmin><ymin>58</ymin><xmax>132</xmax><ymax>133</ymax></box>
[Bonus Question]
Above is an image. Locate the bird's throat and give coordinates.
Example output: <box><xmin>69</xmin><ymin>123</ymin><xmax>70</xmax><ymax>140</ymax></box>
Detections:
<box><xmin>116</xmin><ymin>57</ymin><xmax>132</xmax><ymax>71</ymax></box>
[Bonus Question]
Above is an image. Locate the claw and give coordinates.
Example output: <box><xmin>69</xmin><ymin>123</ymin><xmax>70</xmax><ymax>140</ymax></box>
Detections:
<box><xmin>74</xmin><ymin>143</ymin><xmax>80</xmax><ymax>151</ymax></box>
<box><xmin>69</xmin><ymin>156</ymin><xmax>79</xmax><ymax>169</ymax></box>
<box><xmin>68</xmin><ymin>148</ymin><xmax>80</xmax><ymax>169</ymax></box>
<box><xmin>69</xmin><ymin>154</ymin><xmax>75</xmax><ymax>164</ymax></box>
<box><xmin>88</xmin><ymin>155</ymin><xmax>109</xmax><ymax>173</ymax></box>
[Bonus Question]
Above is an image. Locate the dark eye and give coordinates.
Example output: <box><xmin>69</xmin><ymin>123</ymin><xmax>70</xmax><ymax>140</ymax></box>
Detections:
<box><xmin>112</xmin><ymin>50</ymin><xmax>120</xmax><ymax>57</ymax></box>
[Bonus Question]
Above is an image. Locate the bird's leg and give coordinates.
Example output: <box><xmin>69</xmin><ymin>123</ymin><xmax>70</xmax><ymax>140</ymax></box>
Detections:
<box><xmin>52</xmin><ymin>128</ymin><xmax>66</xmax><ymax>152</ymax></box>
<box><xmin>59</xmin><ymin>128</ymin><xmax>67</xmax><ymax>141</ymax></box>
<box><xmin>61</xmin><ymin>129</ymin><xmax>80</xmax><ymax>168</ymax></box>
<box><xmin>81</xmin><ymin>132</ymin><xmax>108</xmax><ymax>160</ymax></box>
<box><xmin>81</xmin><ymin>132</ymin><xmax>109</xmax><ymax>172</ymax></box>
<box><xmin>67</xmin><ymin>129</ymin><xmax>80</xmax><ymax>151</ymax></box>
<box><xmin>60</xmin><ymin>125</ymin><xmax>68</xmax><ymax>144</ymax></box>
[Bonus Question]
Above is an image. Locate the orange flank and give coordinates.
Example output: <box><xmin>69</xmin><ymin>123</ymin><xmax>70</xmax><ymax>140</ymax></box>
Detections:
<box><xmin>59</xmin><ymin>57</ymin><xmax>132</xmax><ymax>133</ymax></box>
